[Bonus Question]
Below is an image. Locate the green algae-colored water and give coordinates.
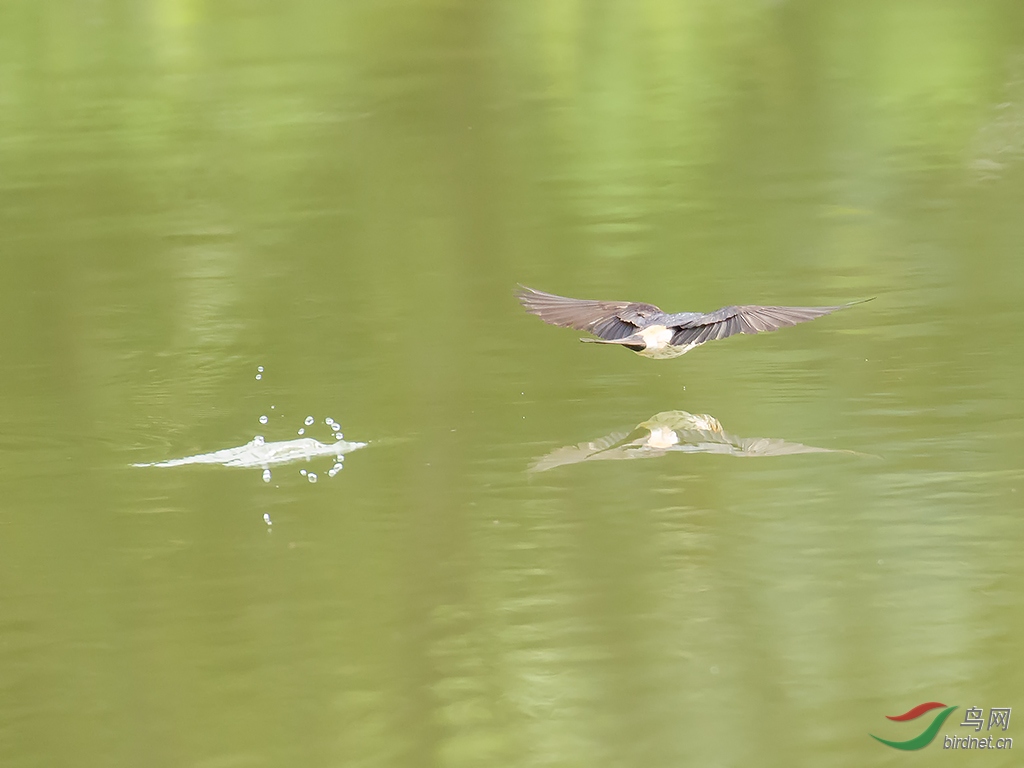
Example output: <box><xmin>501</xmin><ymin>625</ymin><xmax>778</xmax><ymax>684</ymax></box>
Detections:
<box><xmin>1</xmin><ymin>3</ymin><xmax>1022</xmax><ymax>766</ymax></box>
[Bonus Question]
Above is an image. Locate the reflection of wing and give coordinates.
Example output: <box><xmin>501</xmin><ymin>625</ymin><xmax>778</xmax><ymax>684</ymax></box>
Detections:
<box><xmin>665</xmin><ymin>436</ymin><xmax>844</xmax><ymax>457</ymax></box>
<box><xmin>668</xmin><ymin>304</ymin><xmax>852</xmax><ymax>347</ymax></box>
<box><xmin>516</xmin><ymin>286</ymin><xmax>664</xmax><ymax>340</ymax></box>
<box><xmin>727</xmin><ymin>437</ymin><xmax>844</xmax><ymax>457</ymax></box>
<box><xmin>529</xmin><ymin>431</ymin><xmax>634</xmax><ymax>472</ymax></box>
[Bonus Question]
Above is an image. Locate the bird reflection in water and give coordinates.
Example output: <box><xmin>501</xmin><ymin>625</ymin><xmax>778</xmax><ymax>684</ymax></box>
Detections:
<box><xmin>530</xmin><ymin>410</ymin><xmax>857</xmax><ymax>472</ymax></box>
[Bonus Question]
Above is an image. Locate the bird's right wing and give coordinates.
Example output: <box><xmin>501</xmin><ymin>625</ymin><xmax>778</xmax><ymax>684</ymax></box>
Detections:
<box><xmin>516</xmin><ymin>286</ymin><xmax>662</xmax><ymax>340</ymax></box>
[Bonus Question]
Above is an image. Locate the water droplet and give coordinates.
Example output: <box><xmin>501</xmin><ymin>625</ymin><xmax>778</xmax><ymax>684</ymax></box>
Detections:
<box><xmin>270</xmin><ymin>405</ymin><xmax>275</xmax><ymax>410</ymax></box>
<box><xmin>307</xmin><ymin>473</ymin><xmax>318</xmax><ymax>483</ymax></box>
<box><xmin>300</xmin><ymin>469</ymin><xmax>307</xmax><ymax>476</ymax></box>
<box><xmin>332</xmin><ymin>462</ymin><xmax>344</xmax><ymax>472</ymax></box>
<box><xmin>263</xmin><ymin>513</ymin><xmax>272</xmax><ymax>525</ymax></box>
<box><xmin>257</xmin><ymin>366</ymin><xmax>264</xmax><ymax>372</ymax></box>
<box><xmin>259</xmin><ymin>415</ymin><xmax>268</xmax><ymax>424</ymax></box>
<box><xmin>325</xmin><ymin>417</ymin><xmax>335</xmax><ymax>426</ymax></box>
<box><xmin>297</xmin><ymin>428</ymin><xmax>305</xmax><ymax>435</ymax></box>
<box><xmin>262</xmin><ymin>469</ymin><xmax>271</xmax><ymax>483</ymax></box>
<box><xmin>255</xmin><ymin>374</ymin><xmax>262</xmax><ymax>380</ymax></box>
<box><xmin>253</xmin><ymin>435</ymin><xmax>265</xmax><ymax>446</ymax></box>
<box><xmin>304</xmin><ymin>416</ymin><xmax>314</xmax><ymax>426</ymax></box>
<box><xmin>327</xmin><ymin>468</ymin><xmax>338</xmax><ymax>477</ymax></box>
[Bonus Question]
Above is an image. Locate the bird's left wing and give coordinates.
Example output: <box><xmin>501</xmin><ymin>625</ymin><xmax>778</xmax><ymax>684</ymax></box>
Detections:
<box><xmin>668</xmin><ymin>303</ymin><xmax>854</xmax><ymax>347</ymax></box>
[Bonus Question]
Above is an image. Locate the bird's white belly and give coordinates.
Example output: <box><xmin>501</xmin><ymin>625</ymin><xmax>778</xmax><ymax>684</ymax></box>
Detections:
<box><xmin>634</xmin><ymin>325</ymin><xmax>693</xmax><ymax>359</ymax></box>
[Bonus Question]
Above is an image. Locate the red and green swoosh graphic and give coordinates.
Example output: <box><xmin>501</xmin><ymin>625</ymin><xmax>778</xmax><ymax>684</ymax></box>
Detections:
<box><xmin>871</xmin><ymin>702</ymin><xmax>958</xmax><ymax>750</ymax></box>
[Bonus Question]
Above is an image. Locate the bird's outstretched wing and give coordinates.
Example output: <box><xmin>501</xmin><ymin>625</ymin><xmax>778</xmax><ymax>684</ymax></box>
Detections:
<box><xmin>516</xmin><ymin>286</ymin><xmax>663</xmax><ymax>340</ymax></box>
<box><xmin>668</xmin><ymin>303</ymin><xmax>857</xmax><ymax>348</ymax></box>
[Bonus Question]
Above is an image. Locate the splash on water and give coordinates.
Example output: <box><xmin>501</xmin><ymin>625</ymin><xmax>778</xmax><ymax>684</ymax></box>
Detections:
<box><xmin>134</xmin><ymin>430</ymin><xmax>368</xmax><ymax>482</ymax></box>
<box><xmin>135</xmin><ymin>369</ymin><xmax>366</xmax><ymax>483</ymax></box>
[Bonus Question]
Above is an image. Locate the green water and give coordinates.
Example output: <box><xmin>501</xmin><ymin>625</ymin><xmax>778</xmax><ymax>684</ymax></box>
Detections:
<box><xmin>1</xmin><ymin>2</ymin><xmax>1022</xmax><ymax>766</ymax></box>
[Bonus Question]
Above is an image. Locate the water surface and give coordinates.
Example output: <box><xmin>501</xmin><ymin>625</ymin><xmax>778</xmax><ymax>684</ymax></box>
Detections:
<box><xmin>1</xmin><ymin>3</ymin><xmax>1022</xmax><ymax>766</ymax></box>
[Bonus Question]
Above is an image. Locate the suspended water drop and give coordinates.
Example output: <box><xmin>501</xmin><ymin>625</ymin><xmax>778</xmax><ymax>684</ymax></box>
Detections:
<box><xmin>307</xmin><ymin>473</ymin><xmax>318</xmax><ymax>483</ymax></box>
<box><xmin>328</xmin><ymin>468</ymin><xmax>338</xmax><ymax>478</ymax></box>
<box><xmin>304</xmin><ymin>416</ymin><xmax>314</xmax><ymax>426</ymax></box>
<box><xmin>262</xmin><ymin>469</ymin><xmax>271</xmax><ymax>483</ymax></box>
<box><xmin>253</xmin><ymin>435</ymin><xmax>265</xmax><ymax>446</ymax></box>
<box><xmin>255</xmin><ymin>374</ymin><xmax>262</xmax><ymax>380</ymax></box>
<box><xmin>259</xmin><ymin>415</ymin><xmax>268</xmax><ymax>425</ymax></box>
<box><xmin>263</xmin><ymin>513</ymin><xmax>272</xmax><ymax>525</ymax></box>
<box><xmin>257</xmin><ymin>366</ymin><xmax>264</xmax><ymax>372</ymax></box>
<box><xmin>300</xmin><ymin>469</ymin><xmax>307</xmax><ymax>476</ymax></box>
<box><xmin>297</xmin><ymin>428</ymin><xmax>305</xmax><ymax>435</ymax></box>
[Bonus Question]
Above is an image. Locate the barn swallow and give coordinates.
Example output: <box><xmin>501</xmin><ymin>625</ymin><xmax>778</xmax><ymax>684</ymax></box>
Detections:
<box><xmin>516</xmin><ymin>286</ymin><xmax>869</xmax><ymax>359</ymax></box>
